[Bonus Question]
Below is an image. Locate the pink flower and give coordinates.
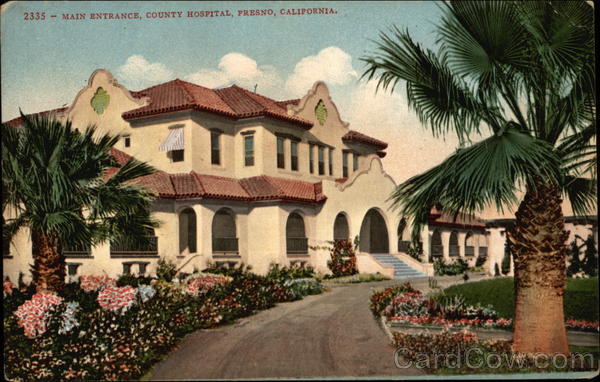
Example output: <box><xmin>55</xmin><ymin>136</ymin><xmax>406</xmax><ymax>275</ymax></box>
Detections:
<box><xmin>80</xmin><ymin>275</ymin><xmax>116</xmax><ymax>292</ymax></box>
<box><xmin>14</xmin><ymin>292</ymin><xmax>63</xmax><ymax>338</ymax></box>
<box><xmin>97</xmin><ymin>286</ymin><xmax>137</xmax><ymax>313</ymax></box>
<box><xmin>3</xmin><ymin>280</ymin><xmax>14</xmax><ymax>295</ymax></box>
<box><xmin>186</xmin><ymin>275</ymin><xmax>231</xmax><ymax>296</ymax></box>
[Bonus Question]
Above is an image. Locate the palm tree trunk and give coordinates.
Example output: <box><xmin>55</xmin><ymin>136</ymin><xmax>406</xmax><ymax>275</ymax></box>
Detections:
<box><xmin>31</xmin><ymin>229</ymin><xmax>65</xmax><ymax>292</ymax></box>
<box><xmin>509</xmin><ymin>179</ymin><xmax>570</xmax><ymax>355</ymax></box>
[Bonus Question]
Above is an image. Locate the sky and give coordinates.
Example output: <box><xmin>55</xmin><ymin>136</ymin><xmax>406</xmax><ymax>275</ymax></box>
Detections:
<box><xmin>1</xmin><ymin>1</ymin><xmax>480</xmax><ymax>210</ymax></box>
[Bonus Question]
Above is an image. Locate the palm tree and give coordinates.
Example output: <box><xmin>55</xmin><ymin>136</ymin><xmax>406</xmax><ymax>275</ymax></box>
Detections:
<box><xmin>2</xmin><ymin>113</ymin><xmax>159</xmax><ymax>292</ymax></box>
<box><xmin>361</xmin><ymin>1</ymin><xmax>595</xmax><ymax>355</ymax></box>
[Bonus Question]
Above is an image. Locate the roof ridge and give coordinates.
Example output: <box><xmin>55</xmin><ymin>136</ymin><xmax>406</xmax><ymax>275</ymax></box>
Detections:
<box><xmin>175</xmin><ymin>79</ymin><xmax>199</xmax><ymax>105</ymax></box>
<box><xmin>216</xmin><ymin>85</ymin><xmax>267</xmax><ymax>114</ymax></box>
<box><xmin>189</xmin><ymin>171</ymin><xmax>206</xmax><ymax>194</ymax></box>
<box><xmin>235</xmin><ymin>86</ymin><xmax>286</xmax><ymax>110</ymax></box>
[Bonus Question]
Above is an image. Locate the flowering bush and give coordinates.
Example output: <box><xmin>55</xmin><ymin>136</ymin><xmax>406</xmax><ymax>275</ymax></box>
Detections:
<box><xmin>370</xmin><ymin>283</ymin><xmax>419</xmax><ymax>316</ymax></box>
<box><xmin>566</xmin><ymin>319</ymin><xmax>600</xmax><ymax>332</ymax></box>
<box><xmin>97</xmin><ymin>286</ymin><xmax>137</xmax><ymax>313</ymax></box>
<box><xmin>390</xmin><ymin>315</ymin><xmax>512</xmax><ymax>329</ymax></box>
<box><xmin>4</xmin><ymin>279</ymin><xmax>14</xmax><ymax>295</ymax></box>
<box><xmin>4</xmin><ymin>265</ymin><xmax>324</xmax><ymax>381</ymax></box>
<box><xmin>137</xmin><ymin>284</ymin><xmax>155</xmax><ymax>303</ymax></box>
<box><xmin>79</xmin><ymin>275</ymin><xmax>116</xmax><ymax>292</ymax></box>
<box><xmin>383</xmin><ymin>291</ymin><xmax>431</xmax><ymax>318</ymax></box>
<box><xmin>185</xmin><ymin>274</ymin><xmax>232</xmax><ymax>296</ymax></box>
<box><xmin>14</xmin><ymin>292</ymin><xmax>64</xmax><ymax>338</ymax></box>
<box><xmin>327</xmin><ymin>240</ymin><xmax>358</xmax><ymax>277</ymax></box>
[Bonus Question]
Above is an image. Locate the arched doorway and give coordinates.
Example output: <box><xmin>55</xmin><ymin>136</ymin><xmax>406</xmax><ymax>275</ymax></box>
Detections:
<box><xmin>179</xmin><ymin>208</ymin><xmax>197</xmax><ymax>254</ymax></box>
<box><xmin>212</xmin><ymin>208</ymin><xmax>238</xmax><ymax>253</ymax></box>
<box><xmin>286</xmin><ymin>212</ymin><xmax>308</xmax><ymax>254</ymax></box>
<box><xmin>333</xmin><ymin>213</ymin><xmax>349</xmax><ymax>242</ymax></box>
<box><xmin>430</xmin><ymin>230</ymin><xmax>442</xmax><ymax>259</ymax></box>
<box><xmin>449</xmin><ymin>231</ymin><xmax>459</xmax><ymax>257</ymax></box>
<box><xmin>359</xmin><ymin>208</ymin><xmax>389</xmax><ymax>253</ymax></box>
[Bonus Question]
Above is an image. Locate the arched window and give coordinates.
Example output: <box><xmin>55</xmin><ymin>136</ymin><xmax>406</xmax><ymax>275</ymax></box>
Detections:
<box><xmin>449</xmin><ymin>231</ymin><xmax>459</xmax><ymax>257</ymax></box>
<box><xmin>212</xmin><ymin>208</ymin><xmax>238</xmax><ymax>253</ymax></box>
<box><xmin>398</xmin><ymin>218</ymin><xmax>411</xmax><ymax>252</ymax></box>
<box><xmin>465</xmin><ymin>231</ymin><xmax>475</xmax><ymax>257</ymax></box>
<box><xmin>179</xmin><ymin>208</ymin><xmax>197</xmax><ymax>254</ymax></box>
<box><xmin>430</xmin><ymin>230</ymin><xmax>442</xmax><ymax>259</ymax></box>
<box><xmin>359</xmin><ymin>208</ymin><xmax>389</xmax><ymax>253</ymax></box>
<box><xmin>333</xmin><ymin>213</ymin><xmax>350</xmax><ymax>242</ymax></box>
<box><xmin>286</xmin><ymin>212</ymin><xmax>307</xmax><ymax>254</ymax></box>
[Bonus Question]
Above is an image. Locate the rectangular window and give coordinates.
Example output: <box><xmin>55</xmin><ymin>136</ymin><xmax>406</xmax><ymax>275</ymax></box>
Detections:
<box><xmin>211</xmin><ymin>131</ymin><xmax>220</xmax><ymax>165</ymax></box>
<box><xmin>309</xmin><ymin>144</ymin><xmax>314</xmax><ymax>173</ymax></box>
<box><xmin>318</xmin><ymin>146</ymin><xmax>325</xmax><ymax>175</ymax></box>
<box><xmin>124</xmin><ymin>135</ymin><xmax>131</xmax><ymax>148</ymax></box>
<box><xmin>342</xmin><ymin>151</ymin><xmax>349</xmax><ymax>178</ymax></box>
<box><xmin>171</xmin><ymin>149</ymin><xmax>184</xmax><ymax>162</ymax></box>
<box><xmin>277</xmin><ymin>136</ymin><xmax>285</xmax><ymax>169</ymax></box>
<box><xmin>244</xmin><ymin>136</ymin><xmax>254</xmax><ymax>166</ymax></box>
<box><xmin>328</xmin><ymin>148</ymin><xmax>333</xmax><ymax>176</ymax></box>
<box><xmin>353</xmin><ymin>153</ymin><xmax>359</xmax><ymax>171</ymax></box>
<box><xmin>291</xmin><ymin>141</ymin><xmax>298</xmax><ymax>171</ymax></box>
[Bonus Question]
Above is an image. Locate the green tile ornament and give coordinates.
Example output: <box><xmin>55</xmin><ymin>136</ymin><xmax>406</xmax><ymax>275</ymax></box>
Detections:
<box><xmin>315</xmin><ymin>100</ymin><xmax>327</xmax><ymax>125</ymax></box>
<box><xmin>91</xmin><ymin>87</ymin><xmax>110</xmax><ymax>114</ymax></box>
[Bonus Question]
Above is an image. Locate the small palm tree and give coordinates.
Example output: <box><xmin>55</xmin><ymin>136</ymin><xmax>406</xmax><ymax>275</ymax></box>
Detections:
<box><xmin>2</xmin><ymin>113</ymin><xmax>159</xmax><ymax>292</ymax></box>
<box><xmin>361</xmin><ymin>1</ymin><xmax>595</xmax><ymax>355</ymax></box>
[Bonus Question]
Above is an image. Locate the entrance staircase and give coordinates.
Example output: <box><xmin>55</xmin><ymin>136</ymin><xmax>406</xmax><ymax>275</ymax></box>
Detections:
<box><xmin>371</xmin><ymin>253</ymin><xmax>427</xmax><ymax>279</ymax></box>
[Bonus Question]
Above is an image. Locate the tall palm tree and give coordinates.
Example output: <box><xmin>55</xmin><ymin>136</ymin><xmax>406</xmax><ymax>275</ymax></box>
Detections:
<box><xmin>361</xmin><ymin>1</ymin><xmax>595</xmax><ymax>355</ymax></box>
<box><xmin>2</xmin><ymin>113</ymin><xmax>159</xmax><ymax>292</ymax></box>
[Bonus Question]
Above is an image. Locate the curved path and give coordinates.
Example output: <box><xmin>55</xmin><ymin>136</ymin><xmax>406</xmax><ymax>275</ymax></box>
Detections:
<box><xmin>149</xmin><ymin>279</ymin><xmax>428</xmax><ymax>379</ymax></box>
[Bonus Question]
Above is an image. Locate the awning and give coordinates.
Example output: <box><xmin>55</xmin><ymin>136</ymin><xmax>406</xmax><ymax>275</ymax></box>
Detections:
<box><xmin>159</xmin><ymin>128</ymin><xmax>184</xmax><ymax>151</ymax></box>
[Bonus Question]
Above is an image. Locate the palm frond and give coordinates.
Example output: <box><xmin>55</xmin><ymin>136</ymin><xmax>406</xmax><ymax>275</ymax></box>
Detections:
<box><xmin>360</xmin><ymin>26</ymin><xmax>500</xmax><ymax>140</ymax></box>
<box><xmin>390</xmin><ymin>126</ymin><xmax>562</xmax><ymax>236</ymax></box>
<box><xmin>563</xmin><ymin>176</ymin><xmax>597</xmax><ymax>217</ymax></box>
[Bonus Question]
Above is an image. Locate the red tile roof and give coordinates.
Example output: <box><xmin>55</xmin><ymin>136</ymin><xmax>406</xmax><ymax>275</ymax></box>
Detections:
<box><xmin>3</xmin><ymin>107</ymin><xmax>68</xmax><ymax>129</ymax></box>
<box><xmin>342</xmin><ymin>130</ymin><xmax>388</xmax><ymax>150</ymax></box>
<box><xmin>107</xmin><ymin>148</ymin><xmax>326</xmax><ymax>205</ymax></box>
<box><xmin>123</xmin><ymin>80</ymin><xmax>313</xmax><ymax>129</ymax></box>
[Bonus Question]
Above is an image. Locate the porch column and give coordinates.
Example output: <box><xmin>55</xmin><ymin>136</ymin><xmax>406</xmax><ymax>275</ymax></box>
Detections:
<box><xmin>441</xmin><ymin>231</ymin><xmax>451</xmax><ymax>262</ymax></box>
<box><xmin>458</xmin><ymin>231</ymin><xmax>467</xmax><ymax>258</ymax></box>
<box><xmin>420</xmin><ymin>225</ymin><xmax>430</xmax><ymax>262</ymax></box>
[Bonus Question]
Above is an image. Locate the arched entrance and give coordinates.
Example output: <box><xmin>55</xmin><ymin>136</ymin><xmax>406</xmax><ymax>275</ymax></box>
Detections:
<box><xmin>430</xmin><ymin>230</ymin><xmax>442</xmax><ymax>259</ymax></box>
<box><xmin>286</xmin><ymin>212</ymin><xmax>308</xmax><ymax>254</ymax></box>
<box><xmin>359</xmin><ymin>208</ymin><xmax>389</xmax><ymax>253</ymax></box>
<box><xmin>179</xmin><ymin>208</ymin><xmax>197</xmax><ymax>254</ymax></box>
<box><xmin>212</xmin><ymin>208</ymin><xmax>238</xmax><ymax>253</ymax></box>
<box><xmin>333</xmin><ymin>213</ymin><xmax>349</xmax><ymax>242</ymax></box>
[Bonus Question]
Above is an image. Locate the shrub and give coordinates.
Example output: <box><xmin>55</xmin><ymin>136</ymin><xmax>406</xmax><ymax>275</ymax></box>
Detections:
<box><xmin>156</xmin><ymin>257</ymin><xmax>178</xmax><ymax>282</ymax></box>
<box><xmin>475</xmin><ymin>251</ymin><xmax>487</xmax><ymax>267</ymax></box>
<box><xmin>434</xmin><ymin>258</ymin><xmax>468</xmax><ymax>276</ymax></box>
<box><xmin>369</xmin><ymin>283</ymin><xmax>417</xmax><ymax>316</ymax></box>
<box><xmin>116</xmin><ymin>274</ymin><xmax>154</xmax><ymax>287</ymax></box>
<box><xmin>494</xmin><ymin>263</ymin><xmax>500</xmax><ymax>277</ymax></box>
<box><xmin>327</xmin><ymin>240</ymin><xmax>358</xmax><ymax>277</ymax></box>
<box><xmin>406</xmin><ymin>241</ymin><xmax>423</xmax><ymax>261</ymax></box>
<box><xmin>267</xmin><ymin>263</ymin><xmax>315</xmax><ymax>282</ymax></box>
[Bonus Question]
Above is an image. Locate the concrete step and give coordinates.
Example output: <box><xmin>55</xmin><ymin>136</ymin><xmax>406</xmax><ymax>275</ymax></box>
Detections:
<box><xmin>371</xmin><ymin>253</ymin><xmax>425</xmax><ymax>279</ymax></box>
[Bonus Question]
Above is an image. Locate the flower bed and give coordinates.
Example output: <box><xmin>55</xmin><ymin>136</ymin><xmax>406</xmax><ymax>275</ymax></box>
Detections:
<box><xmin>371</xmin><ymin>284</ymin><xmax>598</xmax><ymax>332</ymax></box>
<box><xmin>4</xmin><ymin>267</ymin><xmax>324</xmax><ymax>381</ymax></box>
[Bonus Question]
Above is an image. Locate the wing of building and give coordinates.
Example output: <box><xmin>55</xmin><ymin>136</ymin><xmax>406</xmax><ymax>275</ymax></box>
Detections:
<box><xmin>3</xmin><ymin>69</ymin><xmax>597</xmax><ymax>280</ymax></box>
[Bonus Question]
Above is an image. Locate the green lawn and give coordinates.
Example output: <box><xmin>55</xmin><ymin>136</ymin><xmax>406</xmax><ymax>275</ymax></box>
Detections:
<box><xmin>444</xmin><ymin>277</ymin><xmax>598</xmax><ymax>321</ymax></box>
